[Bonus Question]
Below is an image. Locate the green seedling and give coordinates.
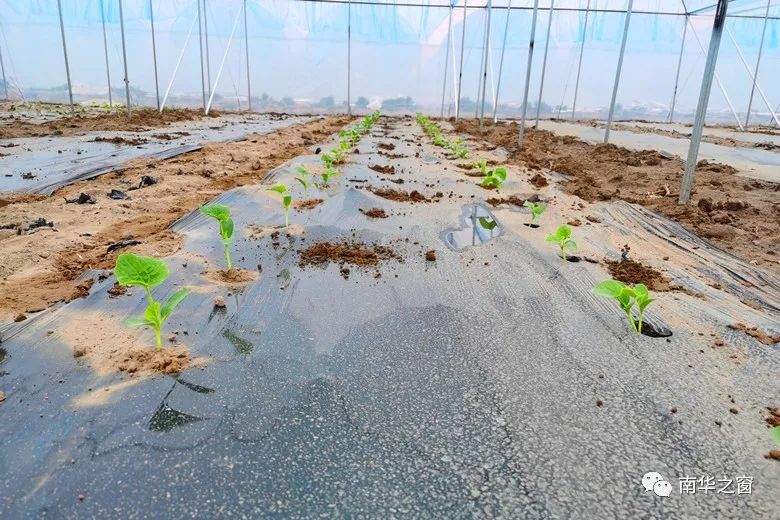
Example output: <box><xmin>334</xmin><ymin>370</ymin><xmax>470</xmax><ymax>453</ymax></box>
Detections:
<box><xmin>200</xmin><ymin>203</ymin><xmax>235</xmax><ymax>270</ymax></box>
<box><xmin>545</xmin><ymin>225</ymin><xmax>577</xmax><ymax>261</ymax></box>
<box><xmin>472</xmin><ymin>160</ymin><xmax>488</xmax><ymax>175</ymax></box>
<box><xmin>592</xmin><ymin>280</ymin><xmax>655</xmax><ymax>334</ymax></box>
<box><xmin>330</xmin><ymin>148</ymin><xmax>345</xmax><ymax>164</ymax></box>
<box><xmin>479</xmin><ymin>167</ymin><xmax>507</xmax><ymax>192</ymax></box>
<box><xmin>296</xmin><ymin>165</ymin><xmax>311</xmax><ymax>177</ymax></box>
<box><xmin>452</xmin><ymin>145</ymin><xmax>469</xmax><ymax>158</ymax></box>
<box><xmin>295</xmin><ymin>176</ymin><xmax>311</xmax><ymax>196</ymax></box>
<box><xmin>321</xmin><ymin>152</ymin><xmax>335</xmax><ymax>169</ymax></box>
<box><xmin>478</xmin><ymin>217</ymin><xmax>498</xmax><ymax>232</ymax></box>
<box><xmin>773</xmin><ymin>426</ymin><xmax>780</xmax><ymax>445</ymax></box>
<box><xmin>523</xmin><ymin>201</ymin><xmax>546</xmax><ymax>224</ymax></box>
<box><xmin>115</xmin><ymin>253</ymin><xmax>190</xmax><ymax>349</ymax></box>
<box><xmin>320</xmin><ymin>166</ymin><xmax>339</xmax><ymax>187</ymax></box>
<box><xmin>267</xmin><ymin>184</ymin><xmax>293</xmax><ymax>227</ymax></box>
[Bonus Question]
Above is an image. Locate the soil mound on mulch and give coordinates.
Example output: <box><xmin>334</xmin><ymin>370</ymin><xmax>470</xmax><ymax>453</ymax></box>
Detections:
<box><xmin>299</xmin><ymin>242</ymin><xmax>399</xmax><ymax>268</ymax></box>
<box><xmin>605</xmin><ymin>259</ymin><xmax>670</xmax><ymax>291</ymax></box>
<box><xmin>360</xmin><ymin>208</ymin><xmax>388</xmax><ymax>219</ymax></box>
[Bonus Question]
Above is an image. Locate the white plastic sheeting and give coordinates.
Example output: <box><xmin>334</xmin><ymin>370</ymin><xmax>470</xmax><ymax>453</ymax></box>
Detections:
<box><xmin>0</xmin><ymin>0</ymin><xmax>777</xmax><ymax>123</ymax></box>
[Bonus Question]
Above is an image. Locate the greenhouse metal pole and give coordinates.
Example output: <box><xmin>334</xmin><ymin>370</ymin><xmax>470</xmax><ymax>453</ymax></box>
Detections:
<box><xmin>204</xmin><ymin>0</ymin><xmax>211</xmax><ymax>100</ymax></box>
<box><xmin>197</xmin><ymin>0</ymin><xmax>206</xmax><ymax>111</ymax></box>
<box><xmin>745</xmin><ymin>0</ymin><xmax>770</xmax><ymax>128</ymax></box>
<box><xmin>56</xmin><ymin>0</ymin><xmax>75</xmax><ymax>113</ymax></box>
<box><xmin>534</xmin><ymin>0</ymin><xmax>555</xmax><ymax>129</ymax></box>
<box><xmin>150</xmin><ymin>0</ymin><xmax>160</xmax><ymax>110</ymax></box>
<box><xmin>347</xmin><ymin>0</ymin><xmax>352</xmax><ymax>115</ymax></box>
<box><xmin>118</xmin><ymin>0</ymin><xmax>132</xmax><ymax>115</ymax></box>
<box><xmin>244</xmin><ymin>0</ymin><xmax>251</xmax><ymax>111</ymax></box>
<box><xmin>0</xmin><ymin>35</ymin><xmax>7</xmax><ymax>99</ymax></box>
<box><xmin>604</xmin><ymin>0</ymin><xmax>633</xmax><ymax>144</ymax></box>
<box><xmin>517</xmin><ymin>0</ymin><xmax>539</xmax><ymax>149</ymax></box>
<box><xmin>725</xmin><ymin>28</ymin><xmax>779</xmax><ymax>127</ymax></box>
<box><xmin>679</xmin><ymin>0</ymin><xmax>728</xmax><ymax>205</ymax></box>
<box><xmin>440</xmin><ymin>4</ymin><xmax>454</xmax><ymax>118</ymax></box>
<box><xmin>99</xmin><ymin>0</ymin><xmax>113</xmax><ymax>110</ymax></box>
<box><xmin>492</xmin><ymin>0</ymin><xmax>511</xmax><ymax>123</ymax></box>
<box><xmin>475</xmin><ymin>4</ymin><xmax>488</xmax><ymax>119</ymax></box>
<box><xmin>455</xmin><ymin>0</ymin><xmax>467</xmax><ymax>120</ymax></box>
<box><xmin>570</xmin><ymin>0</ymin><xmax>590</xmax><ymax>121</ymax></box>
<box><xmin>668</xmin><ymin>15</ymin><xmax>687</xmax><ymax>123</ymax></box>
<box><xmin>479</xmin><ymin>0</ymin><xmax>493</xmax><ymax>130</ymax></box>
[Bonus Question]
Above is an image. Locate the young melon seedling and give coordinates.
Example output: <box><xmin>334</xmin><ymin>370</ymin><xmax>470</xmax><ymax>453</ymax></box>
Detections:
<box><xmin>523</xmin><ymin>201</ymin><xmax>546</xmax><ymax>225</ymax></box>
<box><xmin>200</xmin><ymin>203</ymin><xmax>235</xmax><ymax>270</ymax></box>
<box><xmin>592</xmin><ymin>280</ymin><xmax>654</xmax><ymax>334</ymax></box>
<box><xmin>321</xmin><ymin>152</ymin><xmax>335</xmax><ymax>169</ymax></box>
<box><xmin>295</xmin><ymin>176</ymin><xmax>311</xmax><ymax>196</ymax></box>
<box><xmin>545</xmin><ymin>225</ymin><xmax>577</xmax><ymax>261</ymax></box>
<box><xmin>115</xmin><ymin>253</ymin><xmax>190</xmax><ymax>349</ymax></box>
<box><xmin>472</xmin><ymin>159</ymin><xmax>488</xmax><ymax>175</ymax></box>
<box><xmin>320</xmin><ymin>166</ymin><xmax>339</xmax><ymax>187</ymax></box>
<box><xmin>479</xmin><ymin>167</ymin><xmax>507</xmax><ymax>192</ymax></box>
<box><xmin>267</xmin><ymin>184</ymin><xmax>293</xmax><ymax>227</ymax></box>
<box><xmin>773</xmin><ymin>425</ymin><xmax>780</xmax><ymax>445</ymax></box>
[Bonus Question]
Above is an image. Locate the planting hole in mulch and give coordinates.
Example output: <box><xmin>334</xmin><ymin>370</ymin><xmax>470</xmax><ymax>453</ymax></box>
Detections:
<box><xmin>360</xmin><ymin>207</ymin><xmax>388</xmax><ymax>219</ymax></box>
<box><xmin>523</xmin><ymin>223</ymin><xmax>540</xmax><ymax>229</ymax></box>
<box><xmin>638</xmin><ymin>319</ymin><xmax>673</xmax><ymax>338</ymax></box>
<box><xmin>369</xmin><ymin>187</ymin><xmax>435</xmax><ymax>203</ymax></box>
<box><xmin>369</xmin><ymin>164</ymin><xmax>395</xmax><ymax>175</ymax></box>
<box><xmin>202</xmin><ymin>268</ymin><xmax>259</xmax><ymax>288</ymax></box>
<box><xmin>605</xmin><ymin>259</ymin><xmax>670</xmax><ymax>291</ymax></box>
<box><xmin>295</xmin><ymin>198</ymin><xmax>323</xmax><ymax>210</ymax></box>
<box><xmin>299</xmin><ymin>242</ymin><xmax>400</xmax><ymax>275</ymax></box>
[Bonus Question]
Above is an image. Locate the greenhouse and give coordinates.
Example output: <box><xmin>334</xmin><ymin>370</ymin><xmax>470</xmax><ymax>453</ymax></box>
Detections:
<box><xmin>0</xmin><ymin>0</ymin><xmax>778</xmax><ymax>517</ymax></box>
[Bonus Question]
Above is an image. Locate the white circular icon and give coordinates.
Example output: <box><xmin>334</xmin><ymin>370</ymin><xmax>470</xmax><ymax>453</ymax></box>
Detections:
<box><xmin>642</xmin><ymin>472</ymin><xmax>664</xmax><ymax>492</ymax></box>
<box><xmin>653</xmin><ymin>480</ymin><xmax>673</xmax><ymax>497</ymax></box>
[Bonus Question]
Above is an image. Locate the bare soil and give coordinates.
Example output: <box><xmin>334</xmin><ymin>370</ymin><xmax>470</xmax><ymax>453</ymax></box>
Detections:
<box><xmin>0</xmin><ymin>116</ymin><xmax>349</xmax><ymax>320</ymax></box>
<box><xmin>360</xmin><ymin>207</ymin><xmax>388</xmax><ymax>219</ymax></box>
<box><xmin>0</xmin><ymin>108</ymin><xmax>220</xmax><ymax>139</ymax></box>
<box><xmin>369</xmin><ymin>187</ymin><xmax>435</xmax><ymax>203</ymax></box>
<box><xmin>605</xmin><ymin>259</ymin><xmax>671</xmax><ymax>291</ymax></box>
<box><xmin>299</xmin><ymin>242</ymin><xmax>399</xmax><ymax>269</ymax></box>
<box><xmin>294</xmin><ymin>198</ymin><xmax>324</xmax><ymax>210</ymax></box>
<box><xmin>202</xmin><ymin>268</ymin><xmax>259</xmax><ymax>288</ymax></box>
<box><xmin>453</xmin><ymin>119</ymin><xmax>780</xmax><ymax>274</ymax></box>
<box><xmin>61</xmin><ymin>311</ymin><xmax>204</xmax><ymax>376</ymax></box>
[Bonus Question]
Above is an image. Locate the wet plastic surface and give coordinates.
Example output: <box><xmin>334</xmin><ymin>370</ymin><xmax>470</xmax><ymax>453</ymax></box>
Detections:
<box><xmin>0</xmin><ymin>114</ymin><xmax>313</xmax><ymax>194</ymax></box>
<box><xmin>0</xmin><ymin>119</ymin><xmax>778</xmax><ymax>517</ymax></box>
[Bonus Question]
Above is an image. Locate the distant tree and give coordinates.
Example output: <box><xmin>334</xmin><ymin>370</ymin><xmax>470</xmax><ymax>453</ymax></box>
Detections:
<box><xmin>355</xmin><ymin>96</ymin><xmax>369</xmax><ymax>109</ymax></box>
<box><xmin>381</xmin><ymin>96</ymin><xmax>415</xmax><ymax>111</ymax></box>
<box><xmin>317</xmin><ymin>95</ymin><xmax>335</xmax><ymax>108</ymax></box>
<box><xmin>280</xmin><ymin>96</ymin><xmax>295</xmax><ymax>107</ymax></box>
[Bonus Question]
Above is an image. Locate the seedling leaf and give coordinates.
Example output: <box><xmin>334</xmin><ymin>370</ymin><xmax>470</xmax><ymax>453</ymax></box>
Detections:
<box><xmin>161</xmin><ymin>288</ymin><xmax>190</xmax><ymax>321</ymax></box>
<box><xmin>115</xmin><ymin>253</ymin><xmax>169</xmax><ymax>289</ymax></box>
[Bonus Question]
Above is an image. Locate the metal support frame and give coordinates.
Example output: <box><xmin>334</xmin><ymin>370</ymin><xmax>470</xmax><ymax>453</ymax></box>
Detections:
<box><xmin>0</xmin><ymin>30</ymin><xmax>8</xmax><ymax>99</ymax></box>
<box><xmin>244</xmin><ymin>0</ymin><xmax>252</xmax><ymax>112</ymax></box>
<box><xmin>534</xmin><ymin>0</ymin><xmax>554</xmax><ymax>128</ymax></box>
<box><xmin>455</xmin><ymin>0</ymin><xmax>467</xmax><ymax>120</ymax></box>
<box><xmin>161</xmin><ymin>16</ymin><xmax>197</xmax><ymax>111</ymax></box>
<box><xmin>478</xmin><ymin>0</ymin><xmax>493</xmax><ymax>130</ymax></box>
<box><xmin>347</xmin><ymin>0</ymin><xmax>352</xmax><ymax>115</ymax></box>
<box><xmin>492</xmin><ymin>0</ymin><xmax>511</xmax><ymax>122</ymax></box>
<box><xmin>197</xmin><ymin>0</ymin><xmax>206</xmax><ymax>111</ymax></box>
<box><xmin>745</xmin><ymin>0</ymin><xmax>770</xmax><ymax>128</ymax></box>
<box><xmin>206</xmin><ymin>7</ymin><xmax>242</xmax><ymax>115</ymax></box>
<box><xmin>99</xmin><ymin>0</ymin><xmax>113</xmax><ymax>110</ymax></box>
<box><xmin>475</xmin><ymin>3</ymin><xmax>488</xmax><ymax>119</ymax></box>
<box><xmin>204</xmin><ymin>0</ymin><xmax>211</xmax><ymax>100</ymax></box>
<box><xmin>668</xmin><ymin>15</ymin><xmax>687</xmax><ymax>123</ymax></box>
<box><xmin>150</xmin><ymin>0</ymin><xmax>161</xmax><ymax>110</ymax></box>
<box><xmin>56</xmin><ymin>0</ymin><xmax>75</xmax><ymax>112</ymax></box>
<box><xmin>118</xmin><ymin>0</ymin><xmax>132</xmax><ymax>115</ymax></box>
<box><xmin>449</xmin><ymin>14</ymin><xmax>458</xmax><ymax>117</ymax></box>
<box><xmin>440</xmin><ymin>4</ymin><xmax>454</xmax><ymax>118</ymax></box>
<box><xmin>517</xmin><ymin>0</ymin><xmax>539</xmax><ymax>148</ymax></box>
<box><xmin>604</xmin><ymin>0</ymin><xmax>633</xmax><ymax>144</ymax></box>
<box><xmin>570</xmin><ymin>0</ymin><xmax>590</xmax><ymax>120</ymax></box>
<box><xmin>725</xmin><ymin>26</ymin><xmax>778</xmax><ymax>128</ymax></box>
<box><xmin>686</xmin><ymin>17</ymin><xmax>743</xmax><ymax>130</ymax></box>
<box><xmin>679</xmin><ymin>0</ymin><xmax>728</xmax><ymax>205</ymax></box>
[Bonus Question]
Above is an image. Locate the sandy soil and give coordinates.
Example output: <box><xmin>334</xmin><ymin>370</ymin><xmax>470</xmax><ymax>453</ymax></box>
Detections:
<box><xmin>453</xmin><ymin>119</ymin><xmax>780</xmax><ymax>275</ymax></box>
<box><xmin>0</xmin><ymin>107</ymin><xmax>221</xmax><ymax>139</ymax></box>
<box><xmin>0</xmin><ymin>116</ymin><xmax>349</xmax><ymax>320</ymax></box>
